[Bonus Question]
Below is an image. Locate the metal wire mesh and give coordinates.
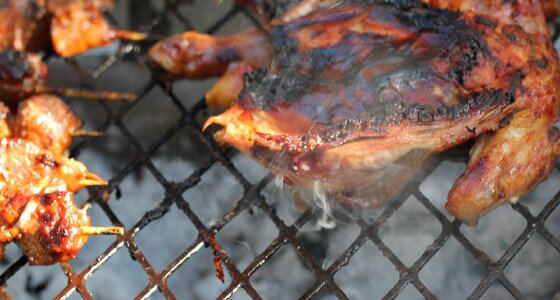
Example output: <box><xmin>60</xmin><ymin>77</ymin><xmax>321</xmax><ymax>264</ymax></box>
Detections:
<box><xmin>0</xmin><ymin>1</ymin><xmax>559</xmax><ymax>299</ymax></box>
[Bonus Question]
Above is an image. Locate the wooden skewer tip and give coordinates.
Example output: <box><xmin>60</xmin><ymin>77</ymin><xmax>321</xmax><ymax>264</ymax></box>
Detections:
<box><xmin>81</xmin><ymin>226</ymin><xmax>124</xmax><ymax>236</ymax></box>
<box><xmin>72</xmin><ymin>129</ymin><xmax>105</xmax><ymax>137</ymax></box>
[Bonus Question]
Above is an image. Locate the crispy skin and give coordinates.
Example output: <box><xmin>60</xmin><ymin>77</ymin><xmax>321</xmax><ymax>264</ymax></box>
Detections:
<box><xmin>14</xmin><ymin>95</ymin><xmax>82</xmax><ymax>155</ymax></box>
<box><xmin>0</xmin><ymin>0</ymin><xmax>144</xmax><ymax>57</ymax></box>
<box><xmin>159</xmin><ymin>0</ymin><xmax>560</xmax><ymax>223</ymax></box>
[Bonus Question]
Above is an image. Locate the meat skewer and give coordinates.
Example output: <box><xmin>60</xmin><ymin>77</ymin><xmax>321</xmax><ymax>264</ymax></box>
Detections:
<box><xmin>0</xmin><ymin>51</ymin><xmax>136</xmax><ymax>102</ymax></box>
<box><xmin>0</xmin><ymin>96</ymin><xmax>122</xmax><ymax>265</ymax></box>
<box><xmin>150</xmin><ymin>0</ymin><xmax>560</xmax><ymax>225</ymax></box>
<box><xmin>0</xmin><ymin>0</ymin><xmax>146</xmax><ymax>57</ymax></box>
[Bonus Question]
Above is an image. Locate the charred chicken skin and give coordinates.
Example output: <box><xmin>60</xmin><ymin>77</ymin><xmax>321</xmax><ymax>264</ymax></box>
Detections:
<box><xmin>0</xmin><ymin>96</ymin><xmax>110</xmax><ymax>265</ymax></box>
<box><xmin>0</xmin><ymin>0</ymin><xmax>145</xmax><ymax>57</ymax></box>
<box><xmin>149</xmin><ymin>0</ymin><xmax>560</xmax><ymax>225</ymax></box>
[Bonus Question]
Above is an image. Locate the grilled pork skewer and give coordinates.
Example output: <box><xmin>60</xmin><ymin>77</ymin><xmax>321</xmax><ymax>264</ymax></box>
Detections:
<box><xmin>0</xmin><ymin>0</ymin><xmax>146</xmax><ymax>57</ymax></box>
<box><xmin>150</xmin><ymin>0</ymin><xmax>560</xmax><ymax>225</ymax></box>
<box><xmin>0</xmin><ymin>51</ymin><xmax>136</xmax><ymax>102</ymax></box>
<box><xmin>0</xmin><ymin>96</ymin><xmax>120</xmax><ymax>265</ymax></box>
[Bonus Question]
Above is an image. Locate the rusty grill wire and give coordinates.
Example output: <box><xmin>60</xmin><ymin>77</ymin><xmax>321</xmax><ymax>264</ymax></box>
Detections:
<box><xmin>0</xmin><ymin>1</ymin><xmax>560</xmax><ymax>299</ymax></box>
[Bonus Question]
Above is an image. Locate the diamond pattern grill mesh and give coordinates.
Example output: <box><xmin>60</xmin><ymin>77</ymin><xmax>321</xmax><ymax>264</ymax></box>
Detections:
<box><xmin>0</xmin><ymin>1</ymin><xmax>559</xmax><ymax>299</ymax></box>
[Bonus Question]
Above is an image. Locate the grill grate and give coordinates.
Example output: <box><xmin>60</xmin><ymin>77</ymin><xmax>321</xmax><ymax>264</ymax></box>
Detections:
<box><xmin>1</xmin><ymin>1</ymin><xmax>560</xmax><ymax>299</ymax></box>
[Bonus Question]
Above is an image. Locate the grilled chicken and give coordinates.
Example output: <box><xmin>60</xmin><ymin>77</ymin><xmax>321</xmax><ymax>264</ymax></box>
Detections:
<box><xmin>0</xmin><ymin>0</ymin><xmax>145</xmax><ymax>57</ymax></box>
<box><xmin>150</xmin><ymin>0</ymin><xmax>560</xmax><ymax>225</ymax></box>
<box><xmin>0</xmin><ymin>96</ymin><xmax>109</xmax><ymax>265</ymax></box>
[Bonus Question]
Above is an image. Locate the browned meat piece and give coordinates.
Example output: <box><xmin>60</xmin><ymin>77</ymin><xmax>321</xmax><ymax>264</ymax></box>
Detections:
<box><xmin>13</xmin><ymin>95</ymin><xmax>82</xmax><ymax>155</ymax></box>
<box><xmin>152</xmin><ymin>0</ymin><xmax>560</xmax><ymax>225</ymax></box>
<box><xmin>0</xmin><ymin>138</ymin><xmax>106</xmax><ymax>265</ymax></box>
<box><xmin>0</xmin><ymin>0</ymin><xmax>51</xmax><ymax>53</ymax></box>
<box><xmin>0</xmin><ymin>97</ymin><xmax>120</xmax><ymax>265</ymax></box>
<box><xmin>149</xmin><ymin>28</ymin><xmax>271</xmax><ymax>79</ymax></box>
<box><xmin>0</xmin><ymin>51</ymin><xmax>135</xmax><ymax>102</ymax></box>
<box><xmin>0</xmin><ymin>51</ymin><xmax>47</xmax><ymax>102</ymax></box>
<box><xmin>0</xmin><ymin>0</ymin><xmax>145</xmax><ymax>57</ymax></box>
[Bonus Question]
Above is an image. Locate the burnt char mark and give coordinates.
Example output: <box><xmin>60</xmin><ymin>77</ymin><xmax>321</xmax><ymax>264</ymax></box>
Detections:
<box><xmin>317</xmin><ymin>118</ymin><xmax>386</xmax><ymax>143</ymax></box>
<box><xmin>499</xmin><ymin>114</ymin><xmax>514</xmax><ymax>129</ymax></box>
<box><xmin>381</xmin><ymin>86</ymin><xmax>517</xmax><ymax>125</ymax></box>
<box><xmin>40</xmin><ymin>194</ymin><xmax>54</xmax><ymax>206</ymax></box>
<box><xmin>534</xmin><ymin>57</ymin><xmax>548</xmax><ymax>70</ymax></box>
<box><xmin>270</xmin><ymin>25</ymin><xmax>300</xmax><ymax>68</ymax></box>
<box><xmin>239</xmin><ymin>68</ymin><xmax>310</xmax><ymax>110</ymax></box>
<box><xmin>361</xmin><ymin>0</ymin><xmax>425</xmax><ymax>11</ymax></box>
<box><xmin>383</xmin><ymin>0</ymin><xmax>461</xmax><ymax>30</ymax></box>
<box><xmin>448</xmin><ymin>33</ymin><xmax>488</xmax><ymax>86</ymax></box>
<box><xmin>475</xmin><ymin>16</ymin><xmax>497</xmax><ymax>29</ymax></box>
<box><xmin>39</xmin><ymin>192</ymin><xmax>64</xmax><ymax>206</ymax></box>
<box><xmin>37</xmin><ymin>154</ymin><xmax>60</xmax><ymax>169</ymax></box>
<box><xmin>504</xmin><ymin>31</ymin><xmax>517</xmax><ymax>43</ymax></box>
<box><xmin>0</xmin><ymin>51</ymin><xmax>33</xmax><ymax>81</ymax></box>
<box><xmin>216</xmin><ymin>48</ymin><xmax>241</xmax><ymax>65</ymax></box>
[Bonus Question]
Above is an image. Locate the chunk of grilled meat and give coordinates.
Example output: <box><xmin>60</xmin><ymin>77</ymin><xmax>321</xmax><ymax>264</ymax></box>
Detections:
<box><xmin>152</xmin><ymin>0</ymin><xmax>560</xmax><ymax>225</ymax></box>
<box><xmin>0</xmin><ymin>139</ymin><xmax>104</xmax><ymax>265</ymax></box>
<box><xmin>0</xmin><ymin>98</ymin><xmax>108</xmax><ymax>265</ymax></box>
<box><xmin>0</xmin><ymin>0</ymin><xmax>145</xmax><ymax>57</ymax></box>
<box><xmin>148</xmin><ymin>28</ymin><xmax>271</xmax><ymax>79</ymax></box>
<box><xmin>0</xmin><ymin>51</ymin><xmax>47</xmax><ymax>102</ymax></box>
<box><xmin>14</xmin><ymin>95</ymin><xmax>83</xmax><ymax>155</ymax></box>
<box><xmin>0</xmin><ymin>51</ymin><xmax>135</xmax><ymax>102</ymax></box>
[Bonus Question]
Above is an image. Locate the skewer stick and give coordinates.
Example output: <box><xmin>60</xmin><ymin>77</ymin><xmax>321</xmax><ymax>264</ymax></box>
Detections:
<box><xmin>81</xmin><ymin>226</ymin><xmax>124</xmax><ymax>236</ymax></box>
<box><xmin>78</xmin><ymin>179</ymin><xmax>108</xmax><ymax>187</ymax></box>
<box><xmin>34</xmin><ymin>85</ymin><xmax>136</xmax><ymax>102</ymax></box>
<box><xmin>114</xmin><ymin>30</ymin><xmax>149</xmax><ymax>41</ymax></box>
<box><xmin>72</xmin><ymin>129</ymin><xmax>105</xmax><ymax>137</ymax></box>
